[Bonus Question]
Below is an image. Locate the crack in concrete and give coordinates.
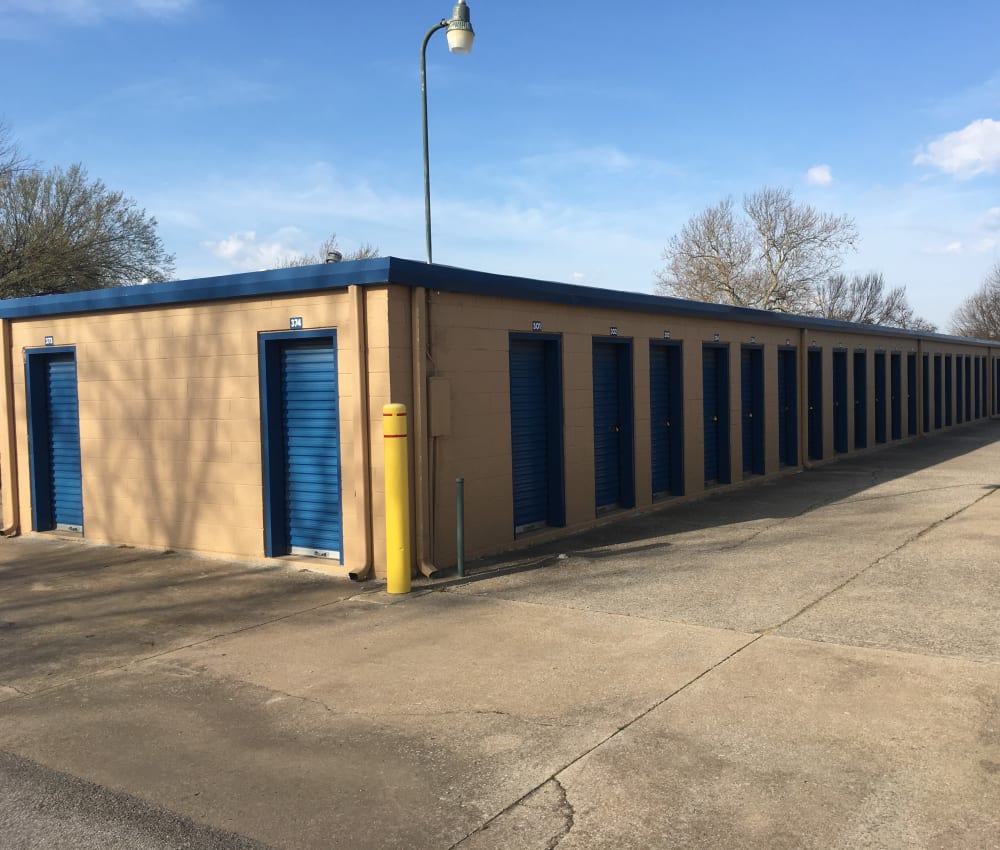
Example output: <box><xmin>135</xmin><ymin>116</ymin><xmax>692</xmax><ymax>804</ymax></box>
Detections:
<box><xmin>766</xmin><ymin>484</ymin><xmax>998</xmax><ymax>633</ymax></box>
<box><xmin>545</xmin><ymin>777</ymin><xmax>575</xmax><ymax>850</ymax></box>
<box><xmin>445</xmin><ymin>633</ymin><xmax>763</xmax><ymax>850</ymax></box>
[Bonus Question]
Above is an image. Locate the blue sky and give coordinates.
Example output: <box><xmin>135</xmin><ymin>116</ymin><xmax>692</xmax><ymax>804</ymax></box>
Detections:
<box><xmin>2</xmin><ymin>0</ymin><xmax>999</xmax><ymax>324</ymax></box>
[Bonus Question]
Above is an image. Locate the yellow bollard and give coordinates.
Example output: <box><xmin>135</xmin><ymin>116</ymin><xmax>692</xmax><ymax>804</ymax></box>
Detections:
<box><xmin>383</xmin><ymin>403</ymin><xmax>411</xmax><ymax>594</ymax></box>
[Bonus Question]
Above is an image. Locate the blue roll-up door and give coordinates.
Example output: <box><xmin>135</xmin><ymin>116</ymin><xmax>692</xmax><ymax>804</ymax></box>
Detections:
<box><xmin>854</xmin><ymin>352</ymin><xmax>868</xmax><ymax>449</ymax></box>
<box><xmin>778</xmin><ymin>349</ymin><xmax>798</xmax><ymax>467</ymax></box>
<box><xmin>510</xmin><ymin>338</ymin><xmax>564</xmax><ymax>532</ymax></box>
<box><xmin>964</xmin><ymin>356</ymin><xmax>972</xmax><ymax>422</ymax></box>
<box><xmin>891</xmin><ymin>354</ymin><xmax>902</xmax><ymax>440</ymax></box>
<box><xmin>282</xmin><ymin>341</ymin><xmax>342</xmax><ymax>557</ymax></box>
<box><xmin>933</xmin><ymin>355</ymin><xmax>942</xmax><ymax>429</ymax></box>
<box><xmin>833</xmin><ymin>351</ymin><xmax>848</xmax><ymax>453</ymax></box>
<box><xmin>650</xmin><ymin>343</ymin><xmax>683</xmax><ymax>498</ymax></box>
<box><xmin>874</xmin><ymin>353</ymin><xmax>887</xmax><ymax>444</ymax></box>
<box><xmin>703</xmin><ymin>345</ymin><xmax>730</xmax><ymax>485</ymax></box>
<box><xmin>975</xmin><ymin>357</ymin><xmax>982</xmax><ymax>418</ymax></box>
<box><xmin>593</xmin><ymin>341</ymin><xmax>634</xmax><ymax>511</ymax></box>
<box><xmin>807</xmin><ymin>349</ymin><xmax>822</xmax><ymax>460</ymax></box>
<box><xmin>956</xmin><ymin>357</ymin><xmax>964</xmax><ymax>424</ymax></box>
<box><xmin>944</xmin><ymin>356</ymin><xmax>953</xmax><ymax>427</ymax></box>
<box><xmin>907</xmin><ymin>353</ymin><xmax>917</xmax><ymax>436</ymax></box>
<box><xmin>741</xmin><ymin>348</ymin><xmax>764</xmax><ymax>476</ymax></box>
<box><xmin>46</xmin><ymin>355</ymin><xmax>83</xmax><ymax>530</ymax></box>
<box><xmin>922</xmin><ymin>354</ymin><xmax>930</xmax><ymax>433</ymax></box>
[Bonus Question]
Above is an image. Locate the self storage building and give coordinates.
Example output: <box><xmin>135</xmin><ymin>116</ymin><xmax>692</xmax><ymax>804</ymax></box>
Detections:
<box><xmin>0</xmin><ymin>257</ymin><xmax>997</xmax><ymax>580</ymax></box>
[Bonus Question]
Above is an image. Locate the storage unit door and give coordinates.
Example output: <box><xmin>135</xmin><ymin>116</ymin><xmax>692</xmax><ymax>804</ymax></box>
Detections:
<box><xmin>965</xmin><ymin>356</ymin><xmax>972</xmax><ymax>421</ymax></box>
<box><xmin>975</xmin><ymin>357</ymin><xmax>982</xmax><ymax>418</ymax></box>
<box><xmin>778</xmin><ymin>349</ymin><xmax>798</xmax><ymax>467</ymax></box>
<box><xmin>281</xmin><ymin>341</ymin><xmax>342</xmax><ymax>557</ymax></box>
<box><xmin>891</xmin><ymin>354</ymin><xmax>902</xmax><ymax>440</ymax></box>
<box><xmin>922</xmin><ymin>354</ymin><xmax>930</xmax><ymax>432</ymax></box>
<box><xmin>510</xmin><ymin>339</ymin><xmax>550</xmax><ymax>530</ymax></box>
<box><xmin>650</xmin><ymin>345</ymin><xmax>682</xmax><ymax>497</ymax></box>
<box><xmin>907</xmin><ymin>353</ymin><xmax>917</xmax><ymax>436</ymax></box>
<box><xmin>854</xmin><ymin>353</ymin><xmax>868</xmax><ymax>449</ymax></box>
<box><xmin>807</xmin><ymin>350</ymin><xmax>822</xmax><ymax>460</ymax></box>
<box><xmin>933</xmin><ymin>355</ymin><xmax>942</xmax><ymax>430</ymax></box>
<box><xmin>703</xmin><ymin>347</ymin><xmax>730</xmax><ymax>485</ymax></box>
<box><xmin>593</xmin><ymin>342</ymin><xmax>622</xmax><ymax>510</ymax></box>
<box><xmin>874</xmin><ymin>353</ymin><xmax>887</xmax><ymax>444</ymax></box>
<box><xmin>46</xmin><ymin>354</ymin><xmax>83</xmax><ymax>530</ymax></box>
<box><xmin>833</xmin><ymin>352</ymin><xmax>848</xmax><ymax>453</ymax></box>
<box><xmin>944</xmin><ymin>356</ymin><xmax>953</xmax><ymax>427</ymax></box>
<box><xmin>956</xmin><ymin>358</ymin><xmax>964</xmax><ymax>424</ymax></box>
<box><xmin>741</xmin><ymin>349</ymin><xmax>764</xmax><ymax>476</ymax></box>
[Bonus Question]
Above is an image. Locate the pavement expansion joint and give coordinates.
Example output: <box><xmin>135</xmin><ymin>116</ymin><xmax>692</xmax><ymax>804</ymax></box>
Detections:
<box><xmin>765</xmin><ymin>484</ymin><xmax>998</xmax><ymax>635</ymax></box>
<box><xmin>446</xmin><ymin>633</ymin><xmax>763</xmax><ymax>850</ymax></box>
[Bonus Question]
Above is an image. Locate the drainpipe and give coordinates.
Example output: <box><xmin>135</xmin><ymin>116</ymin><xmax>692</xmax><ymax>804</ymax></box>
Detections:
<box><xmin>348</xmin><ymin>285</ymin><xmax>374</xmax><ymax>581</ymax></box>
<box><xmin>412</xmin><ymin>287</ymin><xmax>442</xmax><ymax>578</ymax></box>
<box><xmin>799</xmin><ymin>326</ymin><xmax>807</xmax><ymax>468</ymax></box>
<box><xmin>0</xmin><ymin>319</ymin><xmax>20</xmax><ymax>536</ymax></box>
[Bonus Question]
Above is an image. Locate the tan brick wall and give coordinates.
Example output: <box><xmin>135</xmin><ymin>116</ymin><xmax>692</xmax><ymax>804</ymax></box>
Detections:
<box><xmin>7</xmin><ymin>289</ymin><xmax>390</xmax><ymax>571</ymax></box>
<box><xmin>3</xmin><ymin>278</ymin><xmax>996</xmax><ymax>579</ymax></box>
<box><xmin>423</xmin><ymin>288</ymin><xmax>998</xmax><ymax>567</ymax></box>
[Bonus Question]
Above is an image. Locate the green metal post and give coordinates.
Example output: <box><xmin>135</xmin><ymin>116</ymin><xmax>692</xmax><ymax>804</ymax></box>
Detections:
<box><xmin>456</xmin><ymin>477</ymin><xmax>465</xmax><ymax>577</ymax></box>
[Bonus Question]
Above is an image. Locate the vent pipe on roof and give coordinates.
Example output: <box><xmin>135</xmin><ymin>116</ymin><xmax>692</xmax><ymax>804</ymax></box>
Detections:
<box><xmin>325</xmin><ymin>249</ymin><xmax>344</xmax><ymax>264</ymax></box>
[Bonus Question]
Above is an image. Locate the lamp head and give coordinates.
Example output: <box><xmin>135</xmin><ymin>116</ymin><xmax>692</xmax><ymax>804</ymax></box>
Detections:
<box><xmin>446</xmin><ymin>0</ymin><xmax>474</xmax><ymax>54</ymax></box>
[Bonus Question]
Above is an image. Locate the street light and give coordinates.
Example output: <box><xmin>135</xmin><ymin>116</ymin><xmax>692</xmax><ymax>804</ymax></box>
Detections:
<box><xmin>421</xmin><ymin>0</ymin><xmax>475</xmax><ymax>264</ymax></box>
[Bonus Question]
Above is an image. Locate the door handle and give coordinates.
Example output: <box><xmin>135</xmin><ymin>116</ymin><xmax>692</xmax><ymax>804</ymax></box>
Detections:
<box><xmin>610</xmin><ymin>424</ymin><xmax>620</xmax><ymax>433</ymax></box>
<box><xmin>663</xmin><ymin>419</ymin><xmax>670</xmax><ymax>428</ymax></box>
<box><xmin>747</xmin><ymin>412</ymin><xmax>753</xmax><ymax>419</ymax></box>
<box><xmin>712</xmin><ymin>415</ymin><xmax>718</xmax><ymax>422</ymax></box>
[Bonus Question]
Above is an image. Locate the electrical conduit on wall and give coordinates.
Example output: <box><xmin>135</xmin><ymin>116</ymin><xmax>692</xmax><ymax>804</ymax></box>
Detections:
<box><xmin>348</xmin><ymin>285</ymin><xmax>374</xmax><ymax>581</ymax></box>
<box><xmin>0</xmin><ymin>319</ymin><xmax>20</xmax><ymax>536</ymax></box>
<box><xmin>412</xmin><ymin>286</ymin><xmax>442</xmax><ymax>579</ymax></box>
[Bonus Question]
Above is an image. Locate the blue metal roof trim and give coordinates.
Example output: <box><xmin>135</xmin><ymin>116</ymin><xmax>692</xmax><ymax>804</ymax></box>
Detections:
<box><xmin>0</xmin><ymin>257</ymin><xmax>393</xmax><ymax>319</ymax></box>
<box><xmin>1</xmin><ymin>255</ymin><xmax>996</xmax><ymax>348</ymax></box>
<box><xmin>384</xmin><ymin>258</ymin><xmax>1000</xmax><ymax>347</ymax></box>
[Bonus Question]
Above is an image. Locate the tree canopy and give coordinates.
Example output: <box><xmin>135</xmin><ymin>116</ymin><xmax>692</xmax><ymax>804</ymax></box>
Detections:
<box><xmin>275</xmin><ymin>234</ymin><xmax>379</xmax><ymax>268</ymax></box>
<box><xmin>814</xmin><ymin>272</ymin><xmax>936</xmax><ymax>331</ymax></box>
<box><xmin>657</xmin><ymin>187</ymin><xmax>858</xmax><ymax>313</ymax></box>
<box><xmin>657</xmin><ymin>186</ymin><xmax>933</xmax><ymax>330</ymax></box>
<box><xmin>950</xmin><ymin>262</ymin><xmax>1000</xmax><ymax>340</ymax></box>
<box><xmin>0</xmin><ymin>123</ymin><xmax>174</xmax><ymax>299</ymax></box>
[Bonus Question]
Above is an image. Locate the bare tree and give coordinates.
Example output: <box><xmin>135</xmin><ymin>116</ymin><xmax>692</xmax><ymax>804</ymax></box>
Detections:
<box><xmin>656</xmin><ymin>197</ymin><xmax>755</xmax><ymax>306</ymax></box>
<box><xmin>814</xmin><ymin>272</ymin><xmax>935</xmax><ymax>330</ymax></box>
<box><xmin>0</xmin><ymin>121</ymin><xmax>28</xmax><ymax>181</ymax></box>
<box><xmin>657</xmin><ymin>186</ymin><xmax>858</xmax><ymax>312</ymax></box>
<box><xmin>276</xmin><ymin>233</ymin><xmax>380</xmax><ymax>268</ymax></box>
<box><xmin>950</xmin><ymin>262</ymin><xmax>1000</xmax><ymax>340</ymax></box>
<box><xmin>1</xmin><ymin>162</ymin><xmax>174</xmax><ymax>298</ymax></box>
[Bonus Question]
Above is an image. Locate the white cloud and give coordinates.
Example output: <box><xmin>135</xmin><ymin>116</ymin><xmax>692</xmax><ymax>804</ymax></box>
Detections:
<box><xmin>914</xmin><ymin>119</ymin><xmax>1000</xmax><ymax>178</ymax></box>
<box><xmin>805</xmin><ymin>164</ymin><xmax>833</xmax><ymax>186</ymax></box>
<box><xmin>974</xmin><ymin>238</ymin><xmax>996</xmax><ymax>253</ymax></box>
<box><xmin>943</xmin><ymin>241</ymin><xmax>964</xmax><ymax>254</ymax></box>
<box><xmin>0</xmin><ymin>0</ymin><xmax>192</xmax><ymax>29</ymax></box>
<box><xmin>983</xmin><ymin>207</ymin><xmax>1000</xmax><ymax>231</ymax></box>
<box><xmin>202</xmin><ymin>229</ymin><xmax>310</xmax><ymax>272</ymax></box>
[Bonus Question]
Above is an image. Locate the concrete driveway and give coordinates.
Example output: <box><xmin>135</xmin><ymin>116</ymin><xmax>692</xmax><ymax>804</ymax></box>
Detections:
<box><xmin>1</xmin><ymin>423</ymin><xmax>999</xmax><ymax>849</ymax></box>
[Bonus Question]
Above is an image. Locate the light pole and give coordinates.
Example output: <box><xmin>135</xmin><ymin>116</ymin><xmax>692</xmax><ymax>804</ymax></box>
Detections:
<box><xmin>421</xmin><ymin>0</ymin><xmax>474</xmax><ymax>264</ymax></box>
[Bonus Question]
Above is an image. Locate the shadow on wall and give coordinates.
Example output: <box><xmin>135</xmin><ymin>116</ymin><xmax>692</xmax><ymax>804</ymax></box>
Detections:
<box><xmin>81</xmin><ymin>331</ymin><xmax>260</xmax><ymax>559</ymax></box>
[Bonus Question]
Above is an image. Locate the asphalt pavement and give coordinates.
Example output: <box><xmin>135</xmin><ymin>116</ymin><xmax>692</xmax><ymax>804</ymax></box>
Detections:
<box><xmin>1</xmin><ymin>422</ymin><xmax>999</xmax><ymax>849</ymax></box>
